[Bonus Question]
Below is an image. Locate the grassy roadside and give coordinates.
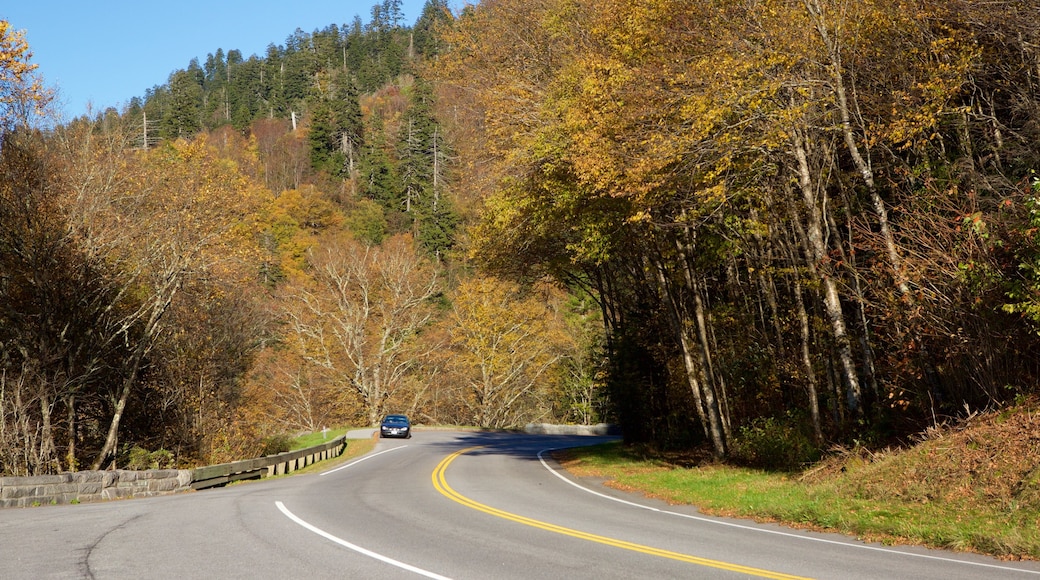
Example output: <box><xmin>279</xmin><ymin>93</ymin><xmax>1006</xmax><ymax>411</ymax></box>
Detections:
<box><xmin>275</xmin><ymin>429</ymin><xmax>376</xmax><ymax>477</ymax></box>
<box><xmin>555</xmin><ymin>403</ymin><xmax>1040</xmax><ymax>561</ymax></box>
<box><xmin>291</xmin><ymin>427</ymin><xmax>354</xmax><ymax>450</ymax></box>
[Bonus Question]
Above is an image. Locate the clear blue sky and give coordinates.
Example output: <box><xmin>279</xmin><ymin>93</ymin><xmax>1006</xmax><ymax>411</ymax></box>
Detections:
<box><xmin>2</xmin><ymin>1</ymin><xmax>433</xmax><ymax>119</ymax></box>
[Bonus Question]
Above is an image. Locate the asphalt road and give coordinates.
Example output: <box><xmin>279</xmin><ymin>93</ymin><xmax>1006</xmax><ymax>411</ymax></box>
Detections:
<box><xmin>2</xmin><ymin>430</ymin><xmax>1039</xmax><ymax>579</ymax></box>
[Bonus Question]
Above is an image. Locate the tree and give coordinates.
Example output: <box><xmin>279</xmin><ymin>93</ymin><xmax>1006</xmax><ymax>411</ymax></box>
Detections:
<box><xmin>77</xmin><ymin>135</ymin><xmax>269</xmax><ymax>469</ymax></box>
<box><xmin>0</xmin><ymin>20</ymin><xmax>49</xmax><ymax>134</ymax></box>
<box><xmin>286</xmin><ymin>233</ymin><xmax>439</xmax><ymax>425</ymax></box>
<box><xmin>308</xmin><ymin>71</ymin><xmax>364</xmax><ymax>177</ymax></box>
<box><xmin>399</xmin><ymin>77</ymin><xmax>458</xmax><ymax>257</ymax></box>
<box><xmin>161</xmin><ymin>69</ymin><xmax>204</xmax><ymax>138</ymax></box>
<box><xmin>413</xmin><ymin>0</ymin><xmax>455</xmax><ymax>58</ymax></box>
<box><xmin>0</xmin><ymin>130</ymin><xmax>118</xmax><ymax>474</ymax></box>
<box><xmin>449</xmin><ymin>277</ymin><xmax>570</xmax><ymax>429</ymax></box>
<box><xmin>359</xmin><ymin>115</ymin><xmax>403</xmax><ymax>219</ymax></box>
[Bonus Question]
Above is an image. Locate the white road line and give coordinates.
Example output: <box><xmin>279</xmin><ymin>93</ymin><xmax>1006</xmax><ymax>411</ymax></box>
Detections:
<box><xmin>320</xmin><ymin>445</ymin><xmax>407</xmax><ymax>476</ymax></box>
<box><xmin>275</xmin><ymin>501</ymin><xmax>452</xmax><ymax>580</ymax></box>
<box><xmin>537</xmin><ymin>448</ymin><xmax>1040</xmax><ymax>576</ymax></box>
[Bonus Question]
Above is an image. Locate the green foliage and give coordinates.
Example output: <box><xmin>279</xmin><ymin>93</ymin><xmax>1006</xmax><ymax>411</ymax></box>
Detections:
<box><xmin>359</xmin><ymin>121</ymin><xmax>404</xmax><ymax>214</ymax></box>
<box><xmin>413</xmin><ymin>0</ymin><xmax>455</xmax><ymax>57</ymax></box>
<box><xmin>132</xmin><ymin>3</ymin><xmax>414</xmax><ymax>138</ymax></box>
<box><xmin>291</xmin><ymin>427</ymin><xmax>349</xmax><ymax>449</ymax></box>
<box><xmin>1002</xmin><ymin>179</ymin><xmax>1040</xmax><ymax>328</ymax></box>
<box><xmin>260</xmin><ymin>434</ymin><xmax>294</xmax><ymax>456</ymax></box>
<box><xmin>308</xmin><ymin>104</ymin><xmax>342</xmax><ymax>174</ymax></box>
<box><xmin>125</xmin><ymin>447</ymin><xmax>176</xmax><ymax>470</ymax></box>
<box><xmin>729</xmin><ymin>414</ymin><xmax>821</xmax><ymax>471</ymax></box>
<box><xmin>160</xmin><ymin>68</ymin><xmax>204</xmax><ymax>138</ymax></box>
<box><xmin>347</xmin><ymin>198</ymin><xmax>388</xmax><ymax>245</ymax></box>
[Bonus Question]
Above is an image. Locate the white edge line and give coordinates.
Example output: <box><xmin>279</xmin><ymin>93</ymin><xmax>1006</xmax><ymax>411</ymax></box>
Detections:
<box><xmin>537</xmin><ymin>448</ymin><xmax>1040</xmax><ymax>576</ymax></box>
<box><xmin>320</xmin><ymin>445</ymin><xmax>407</xmax><ymax>476</ymax></box>
<box><xmin>276</xmin><ymin>501</ymin><xmax>452</xmax><ymax>580</ymax></box>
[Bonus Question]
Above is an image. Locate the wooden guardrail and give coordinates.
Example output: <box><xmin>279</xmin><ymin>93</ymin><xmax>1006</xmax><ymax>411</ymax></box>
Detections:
<box><xmin>190</xmin><ymin>435</ymin><xmax>347</xmax><ymax>490</ymax></box>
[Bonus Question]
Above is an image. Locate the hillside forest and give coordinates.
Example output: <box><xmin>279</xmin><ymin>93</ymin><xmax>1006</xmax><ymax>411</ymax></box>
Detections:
<box><xmin>2</xmin><ymin>0</ymin><xmax>1040</xmax><ymax>476</ymax></box>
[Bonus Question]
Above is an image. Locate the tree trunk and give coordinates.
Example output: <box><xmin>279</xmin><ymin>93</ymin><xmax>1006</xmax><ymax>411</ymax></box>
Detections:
<box><xmin>92</xmin><ymin>280</ymin><xmax>177</xmax><ymax>470</ymax></box>
<box><xmin>651</xmin><ymin>250</ymin><xmax>727</xmax><ymax>457</ymax></box>
<box><xmin>793</xmin><ymin>274</ymin><xmax>824</xmax><ymax>443</ymax></box>
<box><xmin>791</xmin><ymin>125</ymin><xmax>863</xmax><ymax>414</ymax></box>
<box><xmin>692</xmin><ymin>277</ymin><xmax>730</xmax><ymax>443</ymax></box>
<box><xmin>92</xmin><ymin>343</ymin><xmax>147</xmax><ymax>470</ymax></box>
<box><xmin>38</xmin><ymin>388</ymin><xmax>59</xmax><ymax>473</ymax></box>
<box><xmin>66</xmin><ymin>393</ymin><xmax>77</xmax><ymax>471</ymax></box>
<box><xmin>811</xmin><ymin>0</ymin><xmax>912</xmax><ymax>302</ymax></box>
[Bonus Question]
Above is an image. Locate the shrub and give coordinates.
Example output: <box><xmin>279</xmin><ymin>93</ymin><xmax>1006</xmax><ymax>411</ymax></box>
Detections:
<box><xmin>730</xmin><ymin>414</ymin><xmax>821</xmax><ymax>471</ymax></box>
<box><xmin>124</xmin><ymin>446</ymin><xmax>176</xmax><ymax>470</ymax></box>
<box><xmin>260</xmin><ymin>434</ymin><xmax>293</xmax><ymax>456</ymax></box>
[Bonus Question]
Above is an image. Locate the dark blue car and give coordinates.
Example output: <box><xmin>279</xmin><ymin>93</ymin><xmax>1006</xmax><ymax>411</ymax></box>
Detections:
<box><xmin>380</xmin><ymin>414</ymin><xmax>411</xmax><ymax>438</ymax></box>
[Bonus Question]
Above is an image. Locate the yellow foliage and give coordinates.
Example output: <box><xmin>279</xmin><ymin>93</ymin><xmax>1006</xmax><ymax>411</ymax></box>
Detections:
<box><xmin>0</xmin><ymin>20</ymin><xmax>50</xmax><ymax>129</ymax></box>
<box><xmin>258</xmin><ymin>185</ymin><xmax>346</xmax><ymax>282</ymax></box>
<box><xmin>449</xmin><ymin>276</ymin><xmax>573</xmax><ymax>427</ymax></box>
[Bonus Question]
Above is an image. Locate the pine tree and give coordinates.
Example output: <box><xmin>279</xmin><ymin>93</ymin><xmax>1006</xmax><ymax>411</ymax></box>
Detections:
<box><xmin>330</xmin><ymin>74</ymin><xmax>364</xmax><ymax>175</ymax></box>
<box><xmin>360</xmin><ymin>115</ymin><xmax>404</xmax><ymax>228</ymax></box>
<box><xmin>161</xmin><ymin>68</ymin><xmax>203</xmax><ymax>138</ymax></box>
<box><xmin>413</xmin><ymin>0</ymin><xmax>454</xmax><ymax>57</ymax></box>
<box><xmin>398</xmin><ymin>78</ymin><xmax>457</xmax><ymax>257</ymax></box>
<box><xmin>308</xmin><ymin>103</ymin><xmax>340</xmax><ymax>173</ymax></box>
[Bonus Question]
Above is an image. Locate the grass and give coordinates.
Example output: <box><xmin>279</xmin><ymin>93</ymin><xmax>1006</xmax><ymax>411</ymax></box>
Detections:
<box><xmin>291</xmin><ymin>427</ymin><xmax>354</xmax><ymax>450</ymax></box>
<box><xmin>555</xmin><ymin>404</ymin><xmax>1040</xmax><ymax>562</ymax></box>
<box><xmin>259</xmin><ymin>427</ymin><xmax>377</xmax><ymax>478</ymax></box>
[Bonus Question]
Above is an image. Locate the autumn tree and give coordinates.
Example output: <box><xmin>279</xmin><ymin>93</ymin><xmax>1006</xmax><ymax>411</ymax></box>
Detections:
<box><xmin>286</xmin><ymin>233</ymin><xmax>439</xmax><ymax>425</ymax></box>
<box><xmin>448</xmin><ymin>277</ymin><xmax>571</xmax><ymax>429</ymax></box>
<box><xmin>62</xmin><ymin>133</ymin><xmax>271</xmax><ymax>469</ymax></box>
<box><xmin>0</xmin><ymin>20</ymin><xmax>49</xmax><ymax>134</ymax></box>
<box><xmin>433</xmin><ymin>0</ymin><xmax>1040</xmax><ymax>457</ymax></box>
<box><xmin>0</xmin><ymin>130</ymin><xmax>119</xmax><ymax>474</ymax></box>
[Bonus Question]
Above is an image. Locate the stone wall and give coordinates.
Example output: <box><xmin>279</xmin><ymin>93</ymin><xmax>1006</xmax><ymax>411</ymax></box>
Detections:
<box><xmin>0</xmin><ymin>436</ymin><xmax>347</xmax><ymax>508</ymax></box>
<box><xmin>523</xmin><ymin>423</ymin><xmax>621</xmax><ymax>436</ymax></box>
<box><xmin>0</xmin><ymin>469</ymin><xmax>192</xmax><ymax>508</ymax></box>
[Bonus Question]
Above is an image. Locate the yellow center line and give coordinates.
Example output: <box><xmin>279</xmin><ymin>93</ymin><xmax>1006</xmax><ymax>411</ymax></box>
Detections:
<box><xmin>432</xmin><ymin>446</ymin><xmax>812</xmax><ymax>580</ymax></box>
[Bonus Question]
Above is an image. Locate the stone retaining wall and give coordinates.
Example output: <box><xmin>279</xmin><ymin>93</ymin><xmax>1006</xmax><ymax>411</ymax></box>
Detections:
<box><xmin>523</xmin><ymin>423</ymin><xmax>621</xmax><ymax>436</ymax></box>
<box><xmin>0</xmin><ymin>469</ymin><xmax>192</xmax><ymax>508</ymax></box>
<box><xmin>0</xmin><ymin>436</ymin><xmax>347</xmax><ymax>508</ymax></box>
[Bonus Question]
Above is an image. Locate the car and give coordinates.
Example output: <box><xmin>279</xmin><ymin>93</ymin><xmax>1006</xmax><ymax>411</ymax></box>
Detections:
<box><xmin>379</xmin><ymin>414</ymin><xmax>411</xmax><ymax>438</ymax></box>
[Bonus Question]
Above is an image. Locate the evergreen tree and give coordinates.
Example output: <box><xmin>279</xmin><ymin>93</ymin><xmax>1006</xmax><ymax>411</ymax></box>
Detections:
<box><xmin>134</xmin><ymin>2</ymin><xmax>417</xmax><ymax>131</ymax></box>
<box><xmin>161</xmin><ymin>69</ymin><xmax>203</xmax><ymax>138</ymax></box>
<box><xmin>398</xmin><ymin>78</ymin><xmax>457</xmax><ymax>257</ymax></box>
<box><xmin>202</xmin><ymin>49</ymin><xmax>228</xmax><ymax>126</ymax></box>
<box><xmin>416</xmin><ymin>193</ymin><xmax>458</xmax><ymax>259</ymax></box>
<box><xmin>308</xmin><ymin>103</ymin><xmax>341</xmax><ymax>174</ymax></box>
<box><xmin>330</xmin><ymin>75</ymin><xmax>364</xmax><ymax>174</ymax></box>
<box><xmin>228</xmin><ymin>55</ymin><xmax>262</xmax><ymax>131</ymax></box>
<box><xmin>413</xmin><ymin>0</ymin><xmax>454</xmax><ymax>57</ymax></box>
<box><xmin>399</xmin><ymin>80</ymin><xmax>436</xmax><ymax>213</ymax></box>
<box><xmin>359</xmin><ymin>115</ymin><xmax>404</xmax><ymax>228</ymax></box>
<box><xmin>308</xmin><ymin>71</ymin><xmax>364</xmax><ymax>177</ymax></box>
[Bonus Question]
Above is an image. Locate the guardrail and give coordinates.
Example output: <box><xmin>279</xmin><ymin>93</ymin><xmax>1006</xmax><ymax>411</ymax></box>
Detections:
<box><xmin>191</xmin><ymin>435</ymin><xmax>347</xmax><ymax>490</ymax></box>
<box><xmin>0</xmin><ymin>434</ymin><xmax>350</xmax><ymax>507</ymax></box>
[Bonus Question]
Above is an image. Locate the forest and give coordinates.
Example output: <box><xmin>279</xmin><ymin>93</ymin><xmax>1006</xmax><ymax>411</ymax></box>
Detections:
<box><xmin>2</xmin><ymin>0</ymin><xmax>1040</xmax><ymax>476</ymax></box>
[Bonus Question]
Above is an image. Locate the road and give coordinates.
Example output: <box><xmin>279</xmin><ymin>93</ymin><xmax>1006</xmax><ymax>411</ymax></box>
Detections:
<box><xmin>2</xmin><ymin>430</ymin><xmax>1038</xmax><ymax>579</ymax></box>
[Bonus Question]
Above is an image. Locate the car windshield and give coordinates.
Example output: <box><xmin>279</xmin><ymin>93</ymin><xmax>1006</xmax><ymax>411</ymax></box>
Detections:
<box><xmin>383</xmin><ymin>415</ymin><xmax>408</xmax><ymax>424</ymax></box>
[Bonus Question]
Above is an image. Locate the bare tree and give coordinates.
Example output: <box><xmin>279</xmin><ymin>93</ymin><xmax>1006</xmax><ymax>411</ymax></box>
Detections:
<box><xmin>287</xmin><ymin>234</ymin><xmax>439</xmax><ymax>426</ymax></box>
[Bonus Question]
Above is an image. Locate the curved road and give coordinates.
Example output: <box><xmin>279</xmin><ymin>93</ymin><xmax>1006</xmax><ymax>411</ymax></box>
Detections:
<box><xmin>2</xmin><ymin>430</ymin><xmax>1039</xmax><ymax>579</ymax></box>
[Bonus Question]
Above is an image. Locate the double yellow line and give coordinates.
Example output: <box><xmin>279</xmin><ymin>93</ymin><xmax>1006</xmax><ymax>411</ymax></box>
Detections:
<box><xmin>432</xmin><ymin>446</ymin><xmax>811</xmax><ymax>580</ymax></box>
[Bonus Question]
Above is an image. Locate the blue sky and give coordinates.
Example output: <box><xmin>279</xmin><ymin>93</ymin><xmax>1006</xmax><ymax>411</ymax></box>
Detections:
<box><xmin>2</xmin><ymin>1</ymin><xmax>434</xmax><ymax>119</ymax></box>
